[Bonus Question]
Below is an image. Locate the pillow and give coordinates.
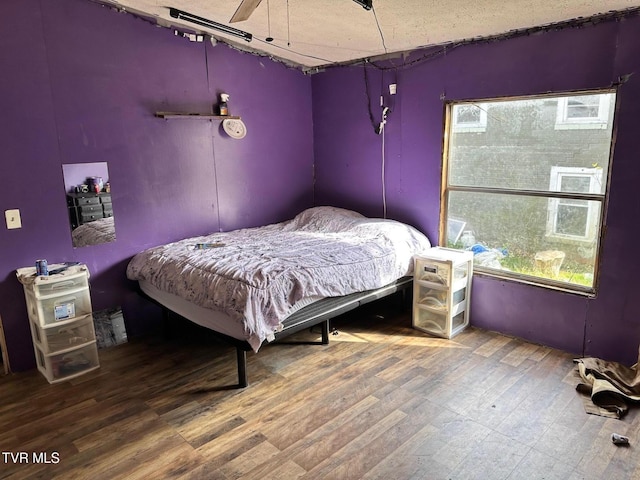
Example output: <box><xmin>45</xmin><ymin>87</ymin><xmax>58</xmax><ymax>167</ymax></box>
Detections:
<box><xmin>288</xmin><ymin>206</ymin><xmax>365</xmax><ymax>232</ymax></box>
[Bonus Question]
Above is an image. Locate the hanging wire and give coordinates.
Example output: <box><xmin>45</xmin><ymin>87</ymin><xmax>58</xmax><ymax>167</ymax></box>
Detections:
<box><xmin>381</xmin><ymin>118</ymin><xmax>387</xmax><ymax>218</ymax></box>
<box><xmin>287</xmin><ymin>0</ymin><xmax>291</xmax><ymax>46</ymax></box>
<box><xmin>363</xmin><ymin>61</ymin><xmax>388</xmax><ymax>217</ymax></box>
<box><xmin>266</xmin><ymin>0</ymin><xmax>273</xmax><ymax>42</ymax></box>
<box><xmin>363</xmin><ymin>65</ymin><xmax>378</xmax><ymax>132</ymax></box>
<box><xmin>372</xmin><ymin>4</ymin><xmax>388</xmax><ymax>54</ymax></box>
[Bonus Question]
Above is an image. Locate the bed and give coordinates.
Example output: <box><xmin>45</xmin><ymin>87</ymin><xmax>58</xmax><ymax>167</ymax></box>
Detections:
<box><xmin>126</xmin><ymin>206</ymin><xmax>432</xmax><ymax>386</ymax></box>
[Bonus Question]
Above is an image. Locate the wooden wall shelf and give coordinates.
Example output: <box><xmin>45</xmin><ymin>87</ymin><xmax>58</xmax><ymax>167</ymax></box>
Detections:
<box><xmin>155</xmin><ymin>112</ymin><xmax>241</xmax><ymax>120</ymax></box>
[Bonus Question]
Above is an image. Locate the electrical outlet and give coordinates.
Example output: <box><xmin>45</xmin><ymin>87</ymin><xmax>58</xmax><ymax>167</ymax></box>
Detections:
<box><xmin>389</xmin><ymin>83</ymin><xmax>397</xmax><ymax>95</ymax></box>
<box><xmin>5</xmin><ymin>209</ymin><xmax>22</xmax><ymax>229</ymax></box>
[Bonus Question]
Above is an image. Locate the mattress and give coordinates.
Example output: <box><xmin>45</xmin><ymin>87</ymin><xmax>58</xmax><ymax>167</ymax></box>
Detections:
<box><xmin>139</xmin><ymin>279</ymin><xmax>323</xmax><ymax>344</ymax></box>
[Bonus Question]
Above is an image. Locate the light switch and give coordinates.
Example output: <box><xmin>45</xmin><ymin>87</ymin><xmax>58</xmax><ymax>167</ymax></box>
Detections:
<box><xmin>5</xmin><ymin>209</ymin><xmax>22</xmax><ymax>229</ymax></box>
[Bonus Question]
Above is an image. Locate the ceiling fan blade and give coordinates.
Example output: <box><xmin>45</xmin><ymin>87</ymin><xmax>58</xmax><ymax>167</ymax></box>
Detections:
<box><xmin>230</xmin><ymin>0</ymin><xmax>264</xmax><ymax>23</ymax></box>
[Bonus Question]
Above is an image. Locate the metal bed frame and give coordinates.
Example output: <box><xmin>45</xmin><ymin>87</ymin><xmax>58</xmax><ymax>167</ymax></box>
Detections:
<box><xmin>142</xmin><ymin>276</ymin><xmax>413</xmax><ymax>388</ymax></box>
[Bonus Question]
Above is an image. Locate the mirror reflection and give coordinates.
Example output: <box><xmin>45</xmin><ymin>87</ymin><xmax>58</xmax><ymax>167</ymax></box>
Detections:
<box><xmin>62</xmin><ymin>163</ymin><xmax>116</xmax><ymax>247</ymax></box>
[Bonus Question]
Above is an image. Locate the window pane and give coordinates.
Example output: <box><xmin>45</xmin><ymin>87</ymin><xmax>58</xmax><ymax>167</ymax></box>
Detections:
<box><xmin>446</xmin><ymin>190</ymin><xmax>601</xmax><ymax>288</ymax></box>
<box><xmin>560</xmin><ymin>176</ymin><xmax>591</xmax><ymax>193</ymax></box>
<box><xmin>567</xmin><ymin>95</ymin><xmax>600</xmax><ymax>118</ymax></box>
<box><xmin>551</xmin><ymin>167</ymin><xmax>604</xmax><ymax>195</ymax></box>
<box><xmin>556</xmin><ymin>202</ymin><xmax>588</xmax><ymax>236</ymax></box>
<box><xmin>448</xmin><ymin>93</ymin><xmax>614</xmax><ymax>191</ymax></box>
<box><xmin>456</xmin><ymin>105</ymin><xmax>481</xmax><ymax>124</ymax></box>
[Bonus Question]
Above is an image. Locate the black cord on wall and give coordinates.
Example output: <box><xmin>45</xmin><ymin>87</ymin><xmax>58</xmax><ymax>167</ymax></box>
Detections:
<box><xmin>363</xmin><ymin>65</ymin><xmax>378</xmax><ymax>133</ymax></box>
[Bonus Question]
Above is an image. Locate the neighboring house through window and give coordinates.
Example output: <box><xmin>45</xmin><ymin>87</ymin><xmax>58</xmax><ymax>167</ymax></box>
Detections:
<box><xmin>443</xmin><ymin>91</ymin><xmax>615</xmax><ymax>293</ymax></box>
<box><xmin>452</xmin><ymin>103</ymin><xmax>487</xmax><ymax>132</ymax></box>
<box><xmin>547</xmin><ymin>167</ymin><xmax>603</xmax><ymax>242</ymax></box>
<box><xmin>555</xmin><ymin>94</ymin><xmax>613</xmax><ymax>130</ymax></box>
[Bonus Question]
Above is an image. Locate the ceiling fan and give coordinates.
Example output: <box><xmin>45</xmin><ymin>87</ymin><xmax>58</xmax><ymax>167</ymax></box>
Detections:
<box><xmin>229</xmin><ymin>0</ymin><xmax>264</xmax><ymax>23</ymax></box>
<box><xmin>229</xmin><ymin>0</ymin><xmax>372</xmax><ymax>23</ymax></box>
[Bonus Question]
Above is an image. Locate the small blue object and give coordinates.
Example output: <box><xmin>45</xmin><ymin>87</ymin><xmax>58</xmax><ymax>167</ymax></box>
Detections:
<box><xmin>469</xmin><ymin>243</ymin><xmax>508</xmax><ymax>257</ymax></box>
<box><xmin>470</xmin><ymin>244</ymin><xmax>488</xmax><ymax>254</ymax></box>
<box><xmin>35</xmin><ymin>259</ymin><xmax>48</xmax><ymax>276</ymax></box>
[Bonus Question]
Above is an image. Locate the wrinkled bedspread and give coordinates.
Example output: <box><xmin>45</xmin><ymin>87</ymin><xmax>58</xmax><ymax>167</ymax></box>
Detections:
<box><xmin>126</xmin><ymin>206</ymin><xmax>431</xmax><ymax>350</ymax></box>
<box><xmin>72</xmin><ymin>216</ymin><xmax>116</xmax><ymax>247</ymax></box>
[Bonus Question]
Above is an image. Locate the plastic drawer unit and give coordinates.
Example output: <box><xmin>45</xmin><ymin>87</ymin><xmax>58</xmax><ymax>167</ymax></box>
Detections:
<box><xmin>17</xmin><ymin>264</ymin><xmax>100</xmax><ymax>383</ymax></box>
<box><xmin>412</xmin><ymin>247</ymin><xmax>473</xmax><ymax>339</ymax></box>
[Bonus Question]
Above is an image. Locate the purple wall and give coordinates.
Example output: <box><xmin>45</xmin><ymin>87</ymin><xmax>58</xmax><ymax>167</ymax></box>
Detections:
<box><xmin>313</xmin><ymin>16</ymin><xmax>640</xmax><ymax>365</ymax></box>
<box><xmin>0</xmin><ymin>0</ymin><xmax>313</xmax><ymax>371</ymax></box>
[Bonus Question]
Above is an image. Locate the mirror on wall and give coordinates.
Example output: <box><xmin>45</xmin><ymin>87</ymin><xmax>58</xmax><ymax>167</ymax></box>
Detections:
<box><xmin>62</xmin><ymin>163</ymin><xmax>116</xmax><ymax>248</ymax></box>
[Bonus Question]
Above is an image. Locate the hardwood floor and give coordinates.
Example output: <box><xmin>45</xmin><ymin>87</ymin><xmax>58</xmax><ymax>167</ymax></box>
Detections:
<box><xmin>2</xmin><ymin>298</ymin><xmax>639</xmax><ymax>480</ymax></box>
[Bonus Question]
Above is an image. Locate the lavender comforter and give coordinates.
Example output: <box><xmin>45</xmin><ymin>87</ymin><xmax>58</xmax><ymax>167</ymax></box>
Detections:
<box><xmin>126</xmin><ymin>207</ymin><xmax>431</xmax><ymax>350</ymax></box>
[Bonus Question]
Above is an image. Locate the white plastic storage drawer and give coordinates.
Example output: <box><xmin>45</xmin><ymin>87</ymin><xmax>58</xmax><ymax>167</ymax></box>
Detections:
<box><xmin>32</xmin><ymin>272</ymin><xmax>89</xmax><ymax>299</ymax></box>
<box><xmin>412</xmin><ymin>248</ymin><xmax>473</xmax><ymax>339</ymax></box>
<box><xmin>25</xmin><ymin>287</ymin><xmax>92</xmax><ymax>327</ymax></box>
<box><xmin>415</xmin><ymin>260</ymin><xmax>469</xmax><ymax>287</ymax></box>
<box><xmin>415</xmin><ymin>283</ymin><xmax>467</xmax><ymax>308</ymax></box>
<box><xmin>414</xmin><ymin>306</ymin><xmax>467</xmax><ymax>338</ymax></box>
<box><xmin>35</xmin><ymin>342</ymin><xmax>99</xmax><ymax>383</ymax></box>
<box><xmin>31</xmin><ymin>315</ymin><xmax>96</xmax><ymax>354</ymax></box>
<box><xmin>415</xmin><ymin>288</ymin><xmax>448</xmax><ymax>311</ymax></box>
<box><xmin>414</xmin><ymin>306</ymin><xmax>447</xmax><ymax>334</ymax></box>
<box><xmin>416</xmin><ymin>261</ymin><xmax>450</xmax><ymax>285</ymax></box>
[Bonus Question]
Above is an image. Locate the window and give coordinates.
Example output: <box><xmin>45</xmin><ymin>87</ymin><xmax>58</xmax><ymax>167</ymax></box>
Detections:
<box><xmin>443</xmin><ymin>91</ymin><xmax>616</xmax><ymax>293</ymax></box>
<box><xmin>555</xmin><ymin>94</ymin><xmax>612</xmax><ymax>130</ymax></box>
<box><xmin>547</xmin><ymin>167</ymin><xmax>603</xmax><ymax>242</ymax></box>
<box><xmin>452</xmin><ymin>103</ymin><xmax>487</xmax><ymax>132</ymax></box>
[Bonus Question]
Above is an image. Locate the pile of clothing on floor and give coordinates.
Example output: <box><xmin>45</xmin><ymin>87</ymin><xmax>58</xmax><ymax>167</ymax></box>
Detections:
<box><xmin>575</xmin><ymin>350</ymin><xmax>640</xmax><ymax>419</ymax></box>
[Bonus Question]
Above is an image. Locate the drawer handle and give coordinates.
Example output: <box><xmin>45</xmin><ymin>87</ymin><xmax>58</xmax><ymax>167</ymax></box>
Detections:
<box><xmin>54</xmin><ymin>296</ymin><xmax>77</xmax><ymax>304</ymax></box>
<box><xmin>49</xmin><ymin>281</ymin><xmax>76</xmax><ymax>290</ymax></box>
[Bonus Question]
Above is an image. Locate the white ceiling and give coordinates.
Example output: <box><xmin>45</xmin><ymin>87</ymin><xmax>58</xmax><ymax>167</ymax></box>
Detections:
<box><xmin>101</xmin><ymin>0</ymin><xmax>640</xmax><ymax>70</ymax></box>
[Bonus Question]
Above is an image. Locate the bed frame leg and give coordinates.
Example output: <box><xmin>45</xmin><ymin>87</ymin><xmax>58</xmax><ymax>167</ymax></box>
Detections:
<box><xmin>236</xmin><ymin>347</ymin><xmax>248</xmax><ymax>388</ymax></box>
<box><xmin>321</xmin><ymin>320</ymin><xmax>330</xmax><ymax>345</ymax></box>
<box><xmin>401</xmin><ymin>287</ymin><xmax>411</xmax><ymax>311</ymax></box>
<box><xmin>161</xmin><ymin>307</ymin><xmax>171</xmax><ymax>338</ymax></box>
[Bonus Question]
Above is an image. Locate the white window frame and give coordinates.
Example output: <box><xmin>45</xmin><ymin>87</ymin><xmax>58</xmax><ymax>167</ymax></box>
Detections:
<box><xmin>452</xmin><ymin>103</ymin><xmax>487</xmax><ymax>132</ymax></box>
<box><xmin>555</xmin><ymin>94</ymin><xmax>612</xmax><ymax>130</ymax></box>
<box><xmin>546</xmin><ymin>167</ymin><xmax>602</xmax><ymax>242</ymax></box>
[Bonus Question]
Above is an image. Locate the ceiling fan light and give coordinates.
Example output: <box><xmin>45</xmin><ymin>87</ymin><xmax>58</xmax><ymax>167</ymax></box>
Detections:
<box><xmin>169</xmin><ymin>7</ymin><xmax>253</xmax><ymax>42</ymax></box>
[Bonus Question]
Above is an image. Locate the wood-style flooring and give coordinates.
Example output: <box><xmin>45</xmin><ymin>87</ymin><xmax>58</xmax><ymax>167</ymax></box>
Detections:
<box><xmin>1</xmin><ymin>298</ymin><xmax>639</xmax><ymax>480</ymax></box>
